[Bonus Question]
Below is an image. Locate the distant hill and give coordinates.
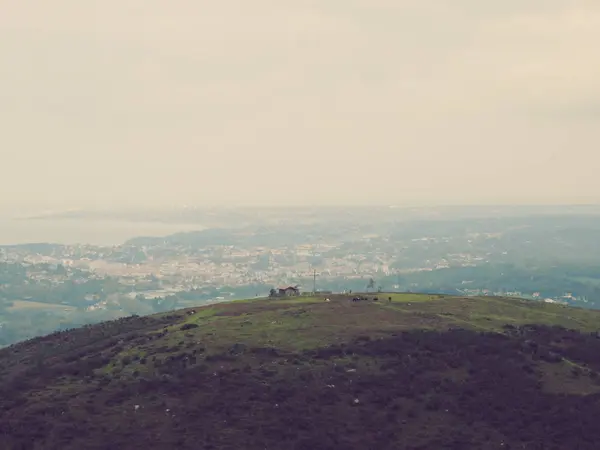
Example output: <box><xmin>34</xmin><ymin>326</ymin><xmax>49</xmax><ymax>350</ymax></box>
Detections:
<box><xmin>125</xmin><ymin>225</ymin><xmax>351</xmax><ymax>248</ymax></box>
<box><xmin>125</xmin><ymin>227</ymin><xmax>238</xmax><ymax>246</ymax></box>
<box><xmin>2</xmin><ymin>293</ymin><xmax>600</xmax><ymax>449</ymax></box>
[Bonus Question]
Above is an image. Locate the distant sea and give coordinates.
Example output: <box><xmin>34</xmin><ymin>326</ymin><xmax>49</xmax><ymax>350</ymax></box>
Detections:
<box><xmin>0</xmin><ymin>217</ymin><xmax>203</xmax><ymax>246</ymax></box>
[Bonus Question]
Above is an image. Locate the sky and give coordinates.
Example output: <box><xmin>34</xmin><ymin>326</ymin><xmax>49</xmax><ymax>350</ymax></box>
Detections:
<box><xmin>1</xmin><ymin>1</ymin><xmax>599</xmax><ymax>212</ymax></box>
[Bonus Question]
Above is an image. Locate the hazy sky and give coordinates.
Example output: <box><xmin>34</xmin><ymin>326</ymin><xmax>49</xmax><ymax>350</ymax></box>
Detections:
<box><xmin>1</xmin><ymin>1</ymin><xmax>599</xmax><ymax>212</ymax></box>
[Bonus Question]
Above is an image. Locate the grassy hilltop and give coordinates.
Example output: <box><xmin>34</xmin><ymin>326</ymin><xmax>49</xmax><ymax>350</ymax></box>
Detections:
<box><xmin>2</xmin><ymin>293</ymin><xmax>600</xmax><ymax>449</ymax></box>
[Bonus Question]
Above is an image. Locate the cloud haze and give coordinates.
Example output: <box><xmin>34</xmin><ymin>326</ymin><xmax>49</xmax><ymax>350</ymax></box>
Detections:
<box><xmin>1</xmin><ymin>1</ymin><xmax>599</xmax><ymax>211</ymax></box>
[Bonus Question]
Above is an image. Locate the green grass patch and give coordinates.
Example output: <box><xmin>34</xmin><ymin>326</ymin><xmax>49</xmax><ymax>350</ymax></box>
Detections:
<box><xmin>387</xmin><ymin>293</ymin><xmax>446</xmax><ymax>303</ymax></box>
<box><xmin>92</xmin><ymin>293</ymin><xmax>600</xmax><ymax>379</ymax></box>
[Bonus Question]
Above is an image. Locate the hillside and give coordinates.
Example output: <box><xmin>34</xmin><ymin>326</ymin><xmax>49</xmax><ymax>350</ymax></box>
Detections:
<box><xmin>2</xmin><ymin>294</ymin><xmax>600</xmax><ymax>449</ymax></box>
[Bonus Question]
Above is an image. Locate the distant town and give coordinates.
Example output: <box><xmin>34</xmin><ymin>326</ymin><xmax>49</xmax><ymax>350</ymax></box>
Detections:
<box><xmin>2</xmin><ymin>205</ymin><xmax>600</xmax><ymax>346</ymax></box>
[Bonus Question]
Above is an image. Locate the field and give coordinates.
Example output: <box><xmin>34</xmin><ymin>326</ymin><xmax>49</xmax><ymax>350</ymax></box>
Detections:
<box><xmin>7</xmin><ymin>300</ymin><xmax>76</xmax><ymax>312</ymax></box>
<box><xmin>2</xmin><ymin>293</ymin><xmax>600</xmax><ymax>449</ymax></box>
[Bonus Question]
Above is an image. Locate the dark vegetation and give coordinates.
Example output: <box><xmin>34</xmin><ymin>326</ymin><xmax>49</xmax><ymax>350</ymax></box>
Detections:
<box><xmin>2</xmin><ymin>294</ymin><xmax>600</xmax><ymax>449</ymax></box>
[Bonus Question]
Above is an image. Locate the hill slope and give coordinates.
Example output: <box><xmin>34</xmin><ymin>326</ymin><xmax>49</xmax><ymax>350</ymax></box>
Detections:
<box><xmin>2</xmin><ymin>293</ymin><xmax>600</xmax><ymax>449</ymax></box>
